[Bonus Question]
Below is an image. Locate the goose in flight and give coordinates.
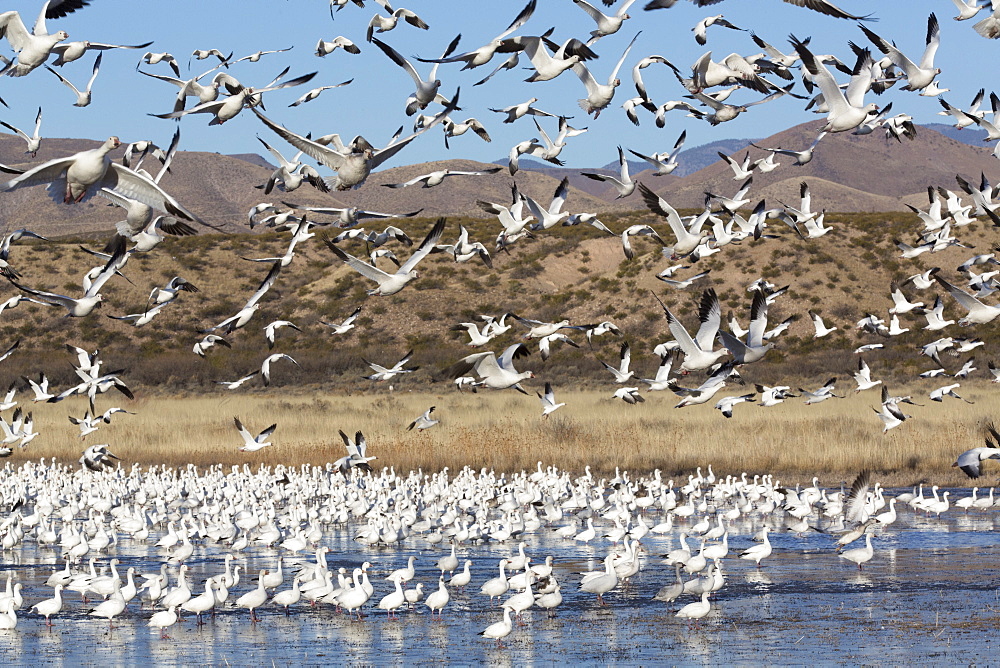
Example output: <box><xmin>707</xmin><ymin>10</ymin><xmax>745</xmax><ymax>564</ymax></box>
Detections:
<box><xmin>573</xmin><ymin>0</ymin><xmax>635</xmax><ymax>45</ymax></box>
<box><xmin>860</xmin><ymin>13</ymin><xmax>942</xmax><ymax>94</ymax></box>
<box><xmin>253</xmin><ymin>93</ymin><xmax>455</xmax><ymax>190</ymax></box>
<box><xmin>669</xmin><ymin>362</ymin><xmax>742</xmax><ymax>408</ymax></box>
<box><xmin>929</xmin><ymin>382</ymin><xmax>973</xmax><ymax>403</ymax></box>
<box><xmin>2</xmin><ymin>136</ymin><xmax>204</xmax><ymax>222</ymax></box>
<box><xmin>316</xmin><ymin>36</ymin><xmax>361</xmax><ymax>56</ymax></box>
<box><xmin>192</xmin><ymin>334</ymin><xmax>230</xmax><ymax>357</ymax></box>
<box><xmin>524</xmin><ymin>177</ymin><xmax>570</xmax><ymax>230</ymax></box>
<box><xmin>853</xmin><ymin>358</ymin><xmax>882</xmax><ymax>393</ymax></box>
<box><xmin>141</xmin><ymin>51</ymin><xmax>180</xmax><ymax>76</ymax></box>
<box><xmin>490</xmin><ymin>97</ymin><xmax>560</xmax><ymax>124</ymax></box>
<box><xmin>808</xmin><ymin>310</ymin><xmax>837</xmax><ymax>338</ymax></box>
<box><xmin>234</xmin><ymin>417</ymin><xmax>276</xmax><ymax>452</ymax></box>
<box><xmin>203</xmin><ymin>261</ymin><xmax>281</xmax><ymax>333</ymax></box>
<box><xmin>496</xmin><ymin>31</ymin><xmax>598</xmax><ymax>83</ymax></box>
<box><xmin>790</xmin><ymin>36</ymin><xmax>877</xmax><ymax>133</ymax></box>
<box><xmin>215</xmin><ymin>372</ymin><xmax>260</xmax><ymax>390</ymax></box>
<box><xmin>366</xmin><ymin>4</ymin><xmax>429</xmax><ymax>42</ymax></box>
<box><xmin>80</xmin><ymin>443</ymin><xmax>118</xmax><ymax>471</ymax></box>
<box><xmin>261</xmin><ymin>353</ymin><xmax>299</xmax><ymax>387</ymax></box>
<box><xmin>407</xmin><ymin>406</ymin><xmax>439</xmax><ymax>431</ymax></box>
<box><xmin>106</xmin><ymin>301</ymin><xmax>169</xmax><ymax>327</ymax></box>
<box><xmin>324</xmin><ymin>217</ymin><xmax>445</xmax><ymax>296</ymax></box>
<box><xmin>613</xmin><ymin>386</ymin><xmax>643</xmax><ymax>404</ymax></box>
<box><xmin>446</xmin><ymin>343</ymin><xmax>534</xmax><ymax>393</ymax></box>
<box><xmin>954</xmin><ymin>421</ymin><xmax>1000</xmax><ymax>478</ymax></box>
<box><xmin>571</xmin><ymin>32</ymin><xmax>638</xmax><ymax>118</ymax></box>
<box><xmin>371</xmin><ymin>35</ymin><xmax>455</xmax><ymax>115</ymax></box>
<box><xmin>537</xmin><ymin>382</ymin><xmax>565</xmax><ymax>418</ymax></box>
<box><xmin>652</xmin><ymin>289</ymin><xmax>728</xmax><ymax>373</ymax></box>
<box><xmin>934</xmin><ymin>275</ymin><xmax>1000</xmax><ymax>325</ymax></box>
<box><xmin>0</xmin><ymin>4</ymin><xmax>69</xmax><ymax>77</ymax></box>
<box><xmin>715</xmin><ymin>392</ymin><xmax>755</xmax><ymax>418</ymax></box>
<box><xmin>264</xmin><ymin>320</ymin><xmax>301</xmax><ymax>349</ymax></box>
<box><xmin>752</xmin><ymin>132</ymin><xmax>826</xmax><ymax>166</ymax></box>
<box><xmin>581</xmin><ymin>146</ymin><xmax>634</xmax><ymax>199</ymax></box>
<box><xmin>638</xmin><ymin>182</ymin><xmax>706</xmax><ymax>258</ymax></box>
<box><xmin>288</xmin><ymin>79</ymin><xmax>353</xmax><ymax>108</ymax></box>
<box><xmin>417</xmin><ymin>0</ymin><xmax>536</xmax><ymax>70</ymax></box>
<box><xmin>150</xmin><ymin>276</ymin><xmax>198</xmax><ymax>305</ymax></box>
<box><xmin>718</xmin><ymin>290</ymin><xmax>775</xmax><ymax>364</ymax></box>
<box><xmin>321</xmin><ymin>305</ymin><xmax>362</xmax><ymax>335</ymax></box>
<box><xmin>363</xmin><ymin>349</ymin><xmax>418</xmax><ymax>381</ymax></box>
<box><xmin>9</xmin><ymin>241</ymin><xmax>126</xmax><ymax>317</ymax></box>
<box><xmin>0</xmin><ymin>107</ymin><xmax>43</xmax><ymax>157</ymax></box>
<box><xmin>285</xmin><ymin>202</ymin><xmax>421</xmax><ymax>228</ymax></box>
<box><xmin>599</xmin><ymin>342</ymin><xmax>634</xmax><ymax>384</ymax></box>
<box><xmin>382</xmin><ymin>166</ymin><xmax>501</xmax><ymax>189</ymax></box>
<box><xmin>334</xmin><ymin>429</ymin><xmax>376</xmax><ymax>473</ymax></box>
<box><xmin>692</xmin><ymin>15</ymin><xmax>743</xmax><ymax>46</ymax></box>
<box><xmin>153</xmin><ymin>69</ymin><xmax>318</xmax><ymax>125</ymax></box>
<box><xmin>627</xmin><ymin>130</ymin><xmax>686</xmax><ymax>176</ymax></box>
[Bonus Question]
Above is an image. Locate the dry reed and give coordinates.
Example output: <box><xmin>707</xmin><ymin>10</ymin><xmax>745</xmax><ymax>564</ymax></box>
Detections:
<box><xmin>7</xmin><ymin>382</ymin><xmax>1000</xmax><ymax>488</ymax></box>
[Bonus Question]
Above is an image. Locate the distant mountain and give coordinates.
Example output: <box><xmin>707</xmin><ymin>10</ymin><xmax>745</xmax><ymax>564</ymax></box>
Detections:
<box><xmin>646</xmin><ymin>121</ymin><xmax>1000</xmax><ymax>212</ymax></box>
<box><xmin>922</xmin><ymin>123</ymin><xmax>991</xmax><ymax>147</ymax></box>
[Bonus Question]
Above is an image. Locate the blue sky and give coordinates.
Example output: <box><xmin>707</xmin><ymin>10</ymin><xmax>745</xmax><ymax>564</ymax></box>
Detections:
<box><xmin>1</xmin><ymin>0</ymin><xmax>993</xmax><ymax>169</ymax></box>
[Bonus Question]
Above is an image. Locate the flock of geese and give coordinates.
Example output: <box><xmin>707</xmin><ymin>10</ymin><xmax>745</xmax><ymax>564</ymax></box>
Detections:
<box><xmin>0</xmin><ymin>0</ymin><xmax>998</xmax><ymax>654</ymax></box>
<box><xmin>0</xmin><ymin>459</ymin><xmax>995</xmax><ymax>644</ymax></box>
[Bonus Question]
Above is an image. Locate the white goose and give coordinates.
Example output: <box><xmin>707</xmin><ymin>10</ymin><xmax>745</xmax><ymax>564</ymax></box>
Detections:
<box><xmin>0</xmin><ymin>4</ymin><xmax>69</xmax><ymax>77</ymax></box>
<box><xmin>447</xmin><ymin>343</ymin><xmax>534</xmax><ymax>393</ymax></box>
<box><xmin>0</xmin><ymin>106</ymin><xmax>43</xmax><ymax>157</ymax></box>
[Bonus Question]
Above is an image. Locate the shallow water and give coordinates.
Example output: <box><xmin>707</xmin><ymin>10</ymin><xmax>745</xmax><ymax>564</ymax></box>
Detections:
<box><xmin>1</xmin><ymin>490</ymin><xmax>999</xmax><ymax>666</ymax></box>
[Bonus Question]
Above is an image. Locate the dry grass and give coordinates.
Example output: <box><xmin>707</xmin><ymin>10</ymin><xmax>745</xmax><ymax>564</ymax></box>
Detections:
<box><xmin>11</xmin><ymin>383</ymin><xmax>1000</xmax><ymax>488</ymax></box>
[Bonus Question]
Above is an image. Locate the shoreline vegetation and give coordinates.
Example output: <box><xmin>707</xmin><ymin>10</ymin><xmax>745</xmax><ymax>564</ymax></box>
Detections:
<box><xmin>9</xmin><ymin>387</ymin><xmax>998</xmax><ymax>488</ymax></box>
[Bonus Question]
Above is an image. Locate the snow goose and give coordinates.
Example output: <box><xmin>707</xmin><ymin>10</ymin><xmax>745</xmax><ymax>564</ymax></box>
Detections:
<box><xmin>974</xmin><ymin>3</ymin><xmax>1000</xmax><ymax>38</ymax></box>
<box><xmin>537</xmin><ymin>382</ymin><xmax>565</xmax><ymax>418</ymax></box>
<box><xmin>31</xmin><ymin>584</ymin><xmax>63</xmax><ymax>625</ymax></box>
<box><xmin>215</xmin><ymin>372</ymin><xmax>259</xmax><ymax>390</ymax></box>
<box><xmin>693</xmin><ymin>14</ymin><xmax>742</xmax><ymax>45</ymax></box>
<box><xmin>930</xmin><ymin>382</ymin><xmax>973</xmax><ymax>403</ymax></box>
<box><xmin>0</xmin><ymin>5</ymin><xmax>68</xmax><ymax>77</ymax></box>
<box><xmin>0</xmin><ymin>107</ymin><xmax>42</xmax><ymax>157</ymax></box>
<box><xmin>494</xmin><ymin>31</ymin><xmax>596</xmax><ymax>83</ymax></box>
<box><xmin>182</xmin><ymin>578</ymin><xmax>217</xmax><ymax>625</ymax></box>
<box><xmin>271</xmin><ymin>577</ymin><xmax>301</xmax><ymax>614</ymax></box>
<box><xmin>154</xmin><ymin>69</ymin><xmax>317</xmax><ymax>125</ymax></box>
<box><xmin>573</xmin><ymin>0</ymin><xmax>635</xmax><ymax>45</ymax></box>
<box><xmin>148</xmin><ymin>606</ymin><xmax>178</xmax><ymax>639</ymax></box>
<box><xmin>88</xmin><ymin>578</ymin><xmax>126</xmax><ymax>629</ymax></box>
<box><xmin>753</xmin><ymin>131</ymin><xmax>826</xmax><ymax>166</ymax></box>
<box><xmin>334</xmin><ymin>429</ymin><xmax>376</xmax><ymax>474</ymax></box>
<box><xmin>808</xmin><ymin>310</ymin><xmax>838</xmax><ymax>338</ymax></box>
<box><xmin>45</xmin><ymin>51</ymin><xmax>102</xmax><ymax>107</ymax></box>
<box><xmin>599</xmin><ymin>342</ymin><xmax>634</xmax><ymax>384</ymax></box>
<box><xmin>236</xmin><ymin>570</ymin><xmax>270</xmax><ymax>622</ymax></box>
<box><xmin>2</xmin><ymin>136</ymin><xmax>204</xmax><ymax>223</ymax></box>
<box><xmin>362</xmin><ymin>349</ymin><xmax>418</xmax><ymax>382</ymax></box>
<box><xmin>321</xmin><ymin>306</ymin><xmax>362</xmax><ymax>336</ymax></box>
<box><xmin>523</xmin><ymin>177</ymin><xmax>570</xmax><ymax>230</ymax></box>
<box><xmin>366</xmin><ymin>4</ymin><xmax>429</xmax><ymax>42</ymax></box>
<box><xmin>425</xmin><ymin>577</ymin><xmax>450</xmax><ymax>617</ymax></box>
<box><xmin>447</xmin><ymin>343</ymin><xmax>534</xmax><ymax>393</ymax></box>
<box><xmin>141</xmin><ymin>51</ymin><xmax>179</xmax><ymax>76</ymax></box>
<box><xmin>571</xmin><ymin>33</ymin><xmax>637</xmax><ymax>117</ymax></box>
<box><xmin>377</xmin><ymin>578</ymin><xmax>405</xmax><ymax>618</ymax></box>
<box><xmin>450</xmin><ymin>560</ymin><xmax>473</xmax><ymax>590</ymax></box>
<box><xmin>579</xmin><ymin>554</ymin><xmax>618</xmax><ymax>605</ymax></box>
<box><xmin>315</xmin><ymin>36</ymin><xmax>360</xmax><ymax>57</ymax></box>
<box><xmin>935</xmin><ymin>275</ymin><xmax>1000</xmax><ymax>325</ymax></box>
<box><xmin>853</xmin><ymin>358</ymin><xmax>882</xmax><ymax>393</ymax></box>
<box><xmin>676</xmin><ymin>591</ymin><xmax>711</xmax><ymax>626</ymax></box>
<box><xmin>715</xmin><ymin>392</ymin><xmax>755</xmax><ymax>417</ymax></box>
<box><xmin>739</xmin><ymin>526</ymin><xmax>772</xmax><ymax>566</ymax></box>
<box><xmin>370</xmin><ymin>35</ymin><xmax>453</xmax><ymax>115</ymax></box>
<box><xmin>638</xmin><ymin>182</ymin><xmax>706</xmax><ymax>258</ymax></box>
<box><xmin>839</xmin><ymin>532</ymin><xmax>874</xmax><ymax>570</ymax></box>
<box><xmin>613</xmin><ymin>386</ymin><xmax>644</xmax><ymax>404</ymax></box>
<box><xmin>582</xmin><ymin>146</ymin><xmax>634</xmax><ymax>198</ymax></box>
<box><xmin>260</xmin><ymin>353</ymin><xmax>299</xmax><ymax>387</ymax></box>
<box><xmin>481</xmin><ymin>605</ymin><xmax>515</xmax><ymax>645</ymax></box>
<box><xmin>860</xmin><ymin>14</ymin><xmax>942</xmax><ymax>93</ymax></box>
<box><xmin>954</xmin><ymin>422</ymin><xmax>1000</xmax><ymax>478</ymax></box>
<box><xmin>670</xmin><ymin>362</ymin><xmax>742</xmax><ymax>408</ymax></box>
<box><xmin>384</xmin><ymin>166</ymin><xmax>500</xmax><ymax>190</ymax></box>
<box><xmin>628</xmin><ymin>130</ymin><xmax>686</xmax><ymax>176</ymax></box>
<box><xmin>791</xmin><ymin>37</ymin><xmax>878</xmax><ymax>133</ymax></box>
<box><xmin>324</xmin><ymin>217</ymin><xmax>444</xmax><ymax>296</ymax></box>
<box><xmin>490</xmin><ymin>97</ymin><xmax>559</xmax><ymax>124</ymax></box>
<box><xmin>407</xmin><ymin>406</ymin><xmax>438</xmax><ymax>432</ymax></box>
<box><xmin>718</xmin><ymin>290</ymin><xmax>775</xmax><ymax>365</ymax></box>
<box><xmin>234</xmin><ymin>417</ymin><xmax>277</xmax><ymax>453</ymax></box>
<box><xmin>652</xmin><ymin>289</ymin><xmax>728</xmax><ymax>372</ymax></box>
<box><xmin>481</xmin><ymin>559</ymin><xmax>510</xmax><ymax>604</ymax></box>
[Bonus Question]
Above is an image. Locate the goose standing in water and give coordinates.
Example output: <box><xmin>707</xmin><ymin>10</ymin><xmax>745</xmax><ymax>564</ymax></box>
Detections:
<box><xmin>480</xmin><ymin>605</ymin><xmax>515</xmax><ymax>646</ymax></box>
